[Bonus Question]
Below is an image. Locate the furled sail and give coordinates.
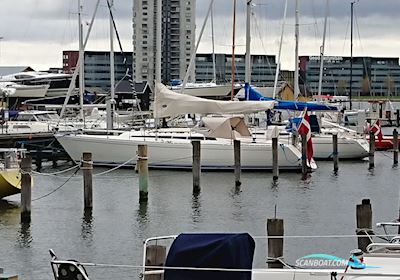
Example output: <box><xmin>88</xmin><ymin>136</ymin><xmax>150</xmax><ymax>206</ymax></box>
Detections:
<box><xmin>154</xmin><ymin>82</ymin><xmax>275</xmax><ymax>118</ymax></box>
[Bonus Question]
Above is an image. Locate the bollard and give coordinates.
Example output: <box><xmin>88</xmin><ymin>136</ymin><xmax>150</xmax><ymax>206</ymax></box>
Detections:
<box><xmin>272</xmin><ymin>137</ymin><xmax>279</xmax><ymax>180</ymax></box>
<box><xmin>369</xmin><ymin>131</ymin><xmax>375</xmax><ymax>169</ymax></box>
<box><xmin>234</xmin><ymin>140</ymin><xmax>241</xmax><ymax>186</ymax></box>
<box><xmin>356</xmin><ymin>199</ymin><xmax>373</xmax><ymax>252</ymax></box>
<box><xmin>144</xmin><ymin>245</ymin><xmax>166</xmax><ymax>280</ymax></box>
<box><xmin>267</xmin><ymin>218</ymin><xmax>284</xmax><ymax>268</ymax></box>
<box><xmin>333</xmin><ymin>133</ymin><xmax>339</xmax><ymax>172</ymax></box>
<box><xmin>393</xmin><ymin>129</ymin><xmax>398</xmax><ymax>166</ymax></box>
<box><xmin>138</xmin><ymin>145</ymin><xmax>149</xmax><ymax>203</ymax></box>
<box><xmin>192</xmin><ymin>140</ymin><xmax>201</xmax><ymax>193</ymax></box>
<box><xmin>82</xmin><ymin>152</ymin><xmax>93</xmax><ymax>209</ymax></box>
<box><xmin>20</xmin><ymin>157</ymin><xmax>32</xmax><ymax>223</ymax></box>
<box><xmin>301</xmin><ymin>134</ymin><xmax>308</xmax><ymax>178</ymax></box>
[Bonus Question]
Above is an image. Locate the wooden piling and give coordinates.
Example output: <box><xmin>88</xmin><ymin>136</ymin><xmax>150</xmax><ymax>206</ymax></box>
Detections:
<box><xmin>356</xmin><ymin>199</ymin><xmax>373</xmax><ymax>252</ymax></box>
<box><xmin>301</xmin><ymin>134</ymin><xmax>307</xmax><ymax>178</ymax></box>
<box><xmin>272</xmin><ymin>137</ymin><xmax>279</xmax><ymax>180</ymax></box>
<box><xmin>397</xmin><ymin>109</ymin><xmax>400</xmax><ymax>127</ymax></box>
<box><xmin>138</xmin><ymin>145</ymin><xmax>149</xmax><ymax>203</ymax></box>
<box><xmin>20</xmin><ymin>157</ymin><xmax>32</xmax><ymax>223</ymax></box>
<box><xmin>35</xmin><ymin>149</ymin><xmax>42</xmax><ymax>172</ymax></box>
<box><xmin>234</xmin><ymin>140</ymin><xmax>241</xmax><ymax>186</ymax></box>
<box><xmin>393</xmin><ymin>129</ymin><xmax>398</xmax><ymax>166</ymax></box>
<box><xmin>82</xmin><ymin>152</ymin><xmax>93</xmax><ymax>209</ymax></box>
<box><xmin>144</xmin><ymin>245</ymin><xmax>166</xmax><ymax>280</ymax></box>
<box><xmin>192</xmin><ymin>140</ymin><xmax>201</xmax><ymax>193</ymax></box>
<box><xmin>333</xmin><ymin>133</ymin><xmax>339</xmax><ymax>172</ymax></box>
<box><xmin>369</xmin><ymin>131</ymin><xmax>375</xmax><ymax>169</ymax></box>
<box><xmin>267</xmin><ymin>218</ymin><xmax>284</xmax><ymax>268</ymax></box>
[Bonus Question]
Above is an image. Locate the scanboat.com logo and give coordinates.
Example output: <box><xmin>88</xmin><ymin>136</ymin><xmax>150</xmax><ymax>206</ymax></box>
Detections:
<box><xmin>296</xmin><ymin>254</ymin><xmax>380</xmax><ymax>269</ymax></box>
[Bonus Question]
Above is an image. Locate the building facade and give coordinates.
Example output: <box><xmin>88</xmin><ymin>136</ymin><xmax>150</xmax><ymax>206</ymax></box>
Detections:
<box><xmin>63</xmin><ymin>50</ymin><xmax>133</xmax><ymax>89</ymax></box>
<box><xmin>195</xmin><ymin>53</ymin><xmax>277</xmax><ymax>86</ymax></box>
<box><xmin>132</xmin><ymin>0</ymin><xmax>195</xmax><ymax>86</ymax></box>
<box><xmin>300</xmin><ymin>56</ymin><xmax>400</xmax><ymax>96</ymax></box>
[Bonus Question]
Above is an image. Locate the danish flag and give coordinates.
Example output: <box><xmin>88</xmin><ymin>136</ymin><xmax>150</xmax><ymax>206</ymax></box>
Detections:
<box><xmin>297</xmin><ymin>108</ymin><xmax>314</xmax><ymax>163</ymax></box>
<box><xmin>368</xmin><ymin>119</ymin><xmax>383</xmax><ymax>142</ymax></box>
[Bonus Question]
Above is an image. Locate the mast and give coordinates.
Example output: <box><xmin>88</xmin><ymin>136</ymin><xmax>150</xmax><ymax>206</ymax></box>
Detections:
<box><xmin>350</xmin><ymin>1</ymin><xmax>354</xmax><ymax>110</ymax></box>
<box><xmin>294</xmin><ymin>0</ymin><xmax>300</xmax><ymax>99</ymax></box>
<box><xmin>231</xmin><ymin>0</ymin><xmax>237</xmax><ymax>101</ymax></box>
<box><xmin>317</xmin><ymin>0</ymin><xmax>329</xmax><ymax>101</ymax></box>
<box><xmin>245</xmin><ymin>0</ymin><xmax>252</xmax><ymax>100</ymax></box>
<box><xmin>211</xmin><ymin>3</ymin><xmax>216</xmax><ymax>83</ymax></box>
<box><xmin>108</xmin><ymin>0</ymin><xmax>115</xmax><ymax>130</ymax></box>
<box><xmin>273</xmin><ymin>0</ymin><xmax>288</xmax><ymax>99</ymax></box>
<box><xmin>78</xmin><ymin>0</ymin><xmax>85</xmax><ymax>120</ymax></box>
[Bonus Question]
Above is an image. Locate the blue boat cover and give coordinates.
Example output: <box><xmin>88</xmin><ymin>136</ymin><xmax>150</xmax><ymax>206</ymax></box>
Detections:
<box><xmin>164</xmin><ymin>233</ymin><xmax>255</xmax><ymax>280</ymax></box>
<box><xmin>244</xmin><ymin>83</ymin><xmax>337</xmax><ymax>111</ymax></box>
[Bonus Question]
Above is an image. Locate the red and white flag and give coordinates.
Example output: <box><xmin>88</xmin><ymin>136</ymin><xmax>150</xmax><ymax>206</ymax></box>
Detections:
<box><xmin>297</xmin><ymin>108</ymin><xmax>314</xmax><ymax>163</ymax></box>
<box><xmin>367</xmin><ymin>119</ymin><xmax>383</xmax><ymax>142</ymax></box>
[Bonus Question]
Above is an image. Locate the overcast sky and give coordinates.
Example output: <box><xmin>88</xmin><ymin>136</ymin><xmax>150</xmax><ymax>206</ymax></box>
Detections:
<box><xmin>0</xmin><ymin>0</ymin><xmax>399</xmax><ymax>71</ymax></box>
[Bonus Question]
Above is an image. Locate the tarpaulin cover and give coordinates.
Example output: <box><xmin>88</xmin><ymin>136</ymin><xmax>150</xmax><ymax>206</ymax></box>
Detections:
<box><xmin>244</xmin><ymin>83</ymin><xmax>338</xmax><ymax>111</ymax></box>
<box><xmin>164</xmin><ymin>233</ymin><xmax>255</xmax><ymax>280</ymax></box>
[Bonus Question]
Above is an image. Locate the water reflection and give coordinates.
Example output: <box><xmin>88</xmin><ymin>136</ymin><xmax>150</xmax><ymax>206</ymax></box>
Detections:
<box><xmin>17</xmin><ymin>222</ymin><xmax>32</xmax><ymax>247</ymax></box>
<box><xmin>81</xmin><ymin>210</ymin><xmax>94</xmax><ymax>244</ymax></box>
<box><xmin>0</xmin><ymin>200</ymin><xmax>20</xmax><ymax>226</ymax></box>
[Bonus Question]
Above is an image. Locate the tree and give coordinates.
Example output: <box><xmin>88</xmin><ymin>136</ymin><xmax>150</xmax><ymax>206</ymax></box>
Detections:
<box><xmin>385</xmin><ymin>75</ymin><xmax>395</xmax><ymax>97</ymax></box>
<box><xmin>337</xmin><ymin>79</ymin><xmax>348</xmax><ymax>96</ymax></box>
<box><xmin>361</xmin><ymin>77</ymin><xmax>371</xmax><ymax>96</ymax></box>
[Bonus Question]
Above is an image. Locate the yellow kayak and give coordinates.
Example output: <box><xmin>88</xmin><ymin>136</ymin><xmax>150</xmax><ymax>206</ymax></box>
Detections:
<box><xmin>0</xmin><ymin>168</ymin><xmax>22</xmax><ymax>199</ymax></box>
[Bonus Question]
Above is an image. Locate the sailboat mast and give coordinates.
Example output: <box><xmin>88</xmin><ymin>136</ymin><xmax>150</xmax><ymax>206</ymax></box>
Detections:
<box><xmin>350</xmin><ymin>1</ymin><xmax>354</xmax><ymax>110</ymax></box>
<box><xmin>78</xmin><ymin>0</ymin><xmax>84</xmax><ymax>120</ymax></box>
<box><xmin>245</xmin><ymin>0</ymin><xmax>252</xmax><ymax>99</ymax></box>
<box><xmin>273</xmin><ymin>0</ymin><xmax>288</xmax><ymax>99</ymax></box>
<box><xmin>317</xmin><ymin>0</ymin><xmax>329</xmax><ymax>101</ymax></box>
<box><xmin>231</xmin><ymin>0</ymin><xmax>237</xmax><ymax>101</ymax></box>
<box><xmin>294</xmin><ymin>0</ymin><xmax>300</xmax><ymax>99</ymax></box>
<box><xmin>108</xmin><ymin>0</ymin><xmax>115</xmax><ymax>130</ymax></box>
<box><xmin>211</xmin><ymin>3</ymin><xmax>216</xmax><ymax>83</ymax></box>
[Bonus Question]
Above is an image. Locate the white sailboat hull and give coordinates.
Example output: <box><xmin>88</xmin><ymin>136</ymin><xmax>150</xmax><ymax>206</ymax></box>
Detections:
<box><xmin>312</xmin><ymin>134</ymin><xmax>369</xmax><ymax>159</ymax></box>
<box><xmin>7</xmin><ymin>84</ymin><xmax>49</xmax><ymax>98</ymax></box>
<box><xmin>56</xmin><ymin>133</ymin><xmax>302</xmax><ymax>170</ymax></box>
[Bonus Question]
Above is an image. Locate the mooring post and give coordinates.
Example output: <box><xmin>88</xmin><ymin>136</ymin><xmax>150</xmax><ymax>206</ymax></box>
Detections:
<box><xmin>234</xmin><ymin>140</ymin><xmax>241</xmax><ymax>186</ymax></box>
<box><xmin>20</xmin><ymin>157</ymin><xmax>32</xmax><ymax>223</ymax></box>
<box><xmin>333</xmin><ymin>133</ymin><xmax>339</xmax><ymax>172</ymax></box>
<box><xmin>393</xmin><ymin>129</ymin><xmax>398</xmax><ymax>166</ymax></box>
<box><xmin>138</xmin><ymin>145</ymin><xmax>149</xmax><ymax>203</ymax></box>
<box><xmin>144</xmin><ymin>245</ymin><xmax>166</xmax><ymax>280</ymax></box>
<box><xmin>267</xmin><ymin>218</ymin><xmax>284</xmax><ymax>268</ymax></box>
<box><xmin>192</xmin><ymin>140</ymin><xmax>201</xmax><ymax>193</ymax></box>
<box><xmin>397</xmin><ymin>109</ymin><xmax>400</xmax><ymax>127</ymax></box>
<box><xmin>35</xmin><ymin>148</ymin><xmax>42</xmax><ymax>172</ymax></box>
<box><xmin>82</xmin><ymin>152</ymin><xmax>93</xmax><ymax>209</ymax></box>
<box><xmin>369</xmin><ymin>131</ymin><xmax>375</xmax><ymax>169</ymax></box>
<box><xmin>272</xmin><ymin>136</ymin><xmax>279</xmax><ymax>180</ymax></box>
<box><xmin>356</xmin><ymin>199</ymin><xmax>373</xmax><ymax>252</ymax></box>
<box><xmin>301</xmin><ymin>134</ymin><xmax>308</xmax><ymax>178</ymax></box>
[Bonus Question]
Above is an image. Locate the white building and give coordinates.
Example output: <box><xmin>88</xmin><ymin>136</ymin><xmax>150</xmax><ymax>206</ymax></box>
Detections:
<box><xmin>133</xmin><ymin>0</ymin><xmax>196</xmax><ymax>87</ymax></box>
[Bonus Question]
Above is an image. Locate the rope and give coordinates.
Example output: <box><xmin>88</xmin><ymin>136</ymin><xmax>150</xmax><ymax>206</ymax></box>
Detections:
<box><xmin>92</xmin><ymin>156</ymin><xmax>137</xmax><ymax>177</ymax></box>
<box><xmin>32</xmin><ymin>169</ymin><xmax>80</xmax><ymax>202</ymax></box>
<box><xmin>32</xmin><ymin>164</ymin><xmax>80</xmax><ymax>176</ymax></box>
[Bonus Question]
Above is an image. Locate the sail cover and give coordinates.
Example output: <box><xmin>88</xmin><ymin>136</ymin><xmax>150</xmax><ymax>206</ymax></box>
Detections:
<box><xmin>201</xmin><ymin>116</ymin><xmax>251</xmax><ymax>139</ymax></box>
<box><xmin>154</xmin><ymin>82</ymin><xmax>274</xmax><ymax>118</ymax></box>
<box><xmin>164</xmin><ymin>233</ymin><xmax>255</xmax><ymax>280</ymax></box>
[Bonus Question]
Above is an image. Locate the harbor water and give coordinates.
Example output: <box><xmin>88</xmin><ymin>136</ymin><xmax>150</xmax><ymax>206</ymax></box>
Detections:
<box><xmin>0</xmin><ymin>152</ymin><xmax>399</xmax><ymax>279</ymax></box>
